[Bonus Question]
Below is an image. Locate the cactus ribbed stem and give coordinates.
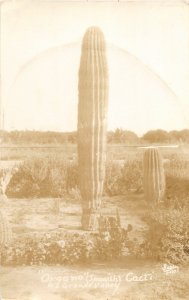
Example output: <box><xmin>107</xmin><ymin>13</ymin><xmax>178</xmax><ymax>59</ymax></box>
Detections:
<box><xmin>143</xmin><ymin>147</ymin><xmax>165</xmax><ymax>206</ymax></box>
<box><xmin>78</xmin><ymin>27</ymin><xmax>109</xmax><ymax>230</ymax></box>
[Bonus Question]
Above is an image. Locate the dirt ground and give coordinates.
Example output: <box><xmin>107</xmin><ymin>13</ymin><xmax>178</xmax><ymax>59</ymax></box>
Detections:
<box><xmin>1</xmin><ymin>261</ymin><xmax>189</xmax><ymax>300</ymax></box>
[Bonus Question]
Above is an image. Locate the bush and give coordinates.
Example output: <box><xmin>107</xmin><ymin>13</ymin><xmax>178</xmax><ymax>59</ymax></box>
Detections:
<box><xmin>104</xmin><ymin>161</ymin><xmax>123</xmax><ymax>196</ymax></box>
<box><xmin>165</xmin><ymin>154</ymin><xmax>189</xmax><ymax>202</ymax></box>
<box><xmin>6</xmin><ymin>158</ymin><xmax>48</xmax><ymax>198</ymax></box>
<box><xmin>138</xmin><ymin>206</ymin><xmax>189</xmax><ymax>265</ymax></box>
<box><xmin>94</xmin><ymin>215</ymin><xmax>133</xmax><ymax>261</ymax></box>
<box><xmin>165</xmin><ymin>153</ymin><xmax>189</xmax><ymax>179</ymax></box>
<box><xmin>0</xmin><ymin>232</ymin><xmax>91</xmax><ymax>266</ymax></box>
<box><xmin>1</xmin><ymin>216</ymin><xmax>133</xmax><ymax>266</ymax></box>
<box><xmin>7</xmin><ymin>157</ymin><xmax>143</xmax><ymax>198</ymax></box>
<box><xmin>104</xmin><ymin>158</ymin><xmax>143</xmax><ymax>196</ymax></box>
<box><xmin>6</xmin><ymin>157</ymin><xmax>78</xmax><ymax>198</ymax></box>
<box><xmin>6</xmin><ymin>152</ymin><xmax>187</xmax><ymax>199</ymax></box>
<box><xmin>121</xmin><ymin>160</ymin><xmax>143</xmax><ymax>192</ymax></box>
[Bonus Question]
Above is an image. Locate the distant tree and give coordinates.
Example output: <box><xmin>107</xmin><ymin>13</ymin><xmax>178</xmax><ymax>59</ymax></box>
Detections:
<box><xmin>0</xmin><ymin>130</ymin><xmax>7</xmax><ymax>143</ymax></box>
<box><xmin>168</xmin><ymin>129</ymin><xmax>189</xmax><ymax>143</ymax></box>
<box><xmin>169</xmin><ymin>130</ymin><xmax>181</xmax><ymax>143</ymax></box>
<box><xmin>107</xmin><ymin>131</ymin><xmax>114</xmax><ymax>143</ymax></box>
<box><xmin>108</xmin><ymin>128</ymin><xmax>139</xmax><ymax>144</ymax></box>
<box><xmin>1</xmin><ymin>129</ymin><xmax>143</xmax><ymax>145</ymax></box>
<box><xmin>142</xmin><ymin>129</ymin><xmax>169</xmax><ymax>143</ymax></box>
<box><xmin>113</xmin><ymin>128</ymin><xmax>124</xmax><ymax>143</ymax></box>
<box><xmin>68</xmin><ymin>132</ymin><xmax>77</xmax><ymax>143</ymax></box>
<box><xmin>179</xmin><ymin>129</ymin><xmax>189</xmax><ymax>143</ymax></box>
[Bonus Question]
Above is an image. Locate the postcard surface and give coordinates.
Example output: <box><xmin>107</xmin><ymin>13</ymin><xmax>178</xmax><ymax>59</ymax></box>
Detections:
<box><xmin>0</xmin><ymin>0</ymin><xmax>189</xmax><ymax>299</ymax></box>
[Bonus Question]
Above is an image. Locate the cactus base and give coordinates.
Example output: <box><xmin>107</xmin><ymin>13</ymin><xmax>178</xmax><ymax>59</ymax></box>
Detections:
<box><xmin>81</xmin><ymin>209</ymin><xmax>100</xmax><ymax>231</ymax></box>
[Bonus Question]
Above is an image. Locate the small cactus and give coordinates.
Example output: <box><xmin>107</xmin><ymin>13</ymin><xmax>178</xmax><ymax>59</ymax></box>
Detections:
<box><xmin>143</xmin><ymin>147</ymin><xmax>165</xmax><ymax>206</ymax></box>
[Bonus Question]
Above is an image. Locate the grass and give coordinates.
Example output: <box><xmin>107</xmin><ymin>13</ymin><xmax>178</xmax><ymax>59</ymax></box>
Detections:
<box><xmin>1</xmin><ymin>143</ymin><xmax>189</xmax><ymax>161</ymax></box>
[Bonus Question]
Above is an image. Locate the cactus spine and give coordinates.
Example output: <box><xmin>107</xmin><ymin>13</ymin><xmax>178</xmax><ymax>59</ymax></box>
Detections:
<box><xmin>78</xmin><ymin>27</ymin><xmax>109</xmax><ymax>230</ymax></box>
<box><xmin>143</xmin><ymin>147</ymin><xmax>165</xmax><ymax>206</ymax></box>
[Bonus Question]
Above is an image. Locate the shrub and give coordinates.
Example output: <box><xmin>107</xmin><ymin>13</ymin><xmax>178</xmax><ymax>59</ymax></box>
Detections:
<box><xmin>6</xmin><ymin>158</ymin><xmax>78</xmax><ymax>198</ymax></box>
<box><xmin>1</xmin><ymin>232</ymin><xmax>93</xmax><ymax>266</ymax></box>
<box><xmin>165</xmin><ymin>154</ymin><xmax>189</xmax><ymax>202</ymax></box>
<box><xmin>138</xmin><ymin>206</ymin><xmax>189</xmax><ymax>265</ymax></box>
<box><xmin>165</xmin><ymin>153</ymin><xmax>189</xmax><ymax>180</ymax></box>
<box><xmin>94</xmin><ymin>215</ymin><xmax>133</xmax><ymax>261</ymax></box>
<box><xmin>121</xmin><ymin>159</ymin><xmax>143</xmax><ymax>193</ymax></box>
<box><xmin>10</xmin><ymin>178</ymin><xmax>40</xmax><ymax>198</ymax></box>
<box><xmin>165</xmin><ymin>195</ymin><xmax>189</xmax><ymax>209</ymax></box>
<box><xmin>65</xmin><ymin>161</ymin><xmax>78</xmax><ymax>191</ymax></box>
<box><xmin>7</xmin><ymin>157</ymin><xmax>143</xmax><ymax>198</ymax></box>
<box><xmin>7</xmin><ymin>152</ymin><xmax>189</xmax><ymax>199</ymax></box>
<box><xmin>6</xmin><ymin>158</ymin><xmax>48</xmax><ymax>198</ymax></box>
<box><xmin>104</xmin><ymin>158</ymin><xmax>143</xmax><ymax>196</ymax></box>
<box><xmin>1</xmin><ymin>216</ymin><xmax>133</xmax><ymax>266</ymax></box>
<box><xmin>104</xmin><ymin>161</ymin><xmax>123</xmax><ymax>196</ymax></box>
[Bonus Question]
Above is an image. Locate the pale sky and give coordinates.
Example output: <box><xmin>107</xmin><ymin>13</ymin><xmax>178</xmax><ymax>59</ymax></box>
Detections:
<box><xmin>1</xmin><ymin>0</ymin><xmax>189</xmax><ymax>135</ymax></box>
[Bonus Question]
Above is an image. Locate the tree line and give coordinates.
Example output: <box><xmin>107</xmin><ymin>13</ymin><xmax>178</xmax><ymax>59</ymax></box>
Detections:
<box><xmin>0</xmin><ymin>128</ymin><xmax>189</xmax><ymax>145</ymax></box>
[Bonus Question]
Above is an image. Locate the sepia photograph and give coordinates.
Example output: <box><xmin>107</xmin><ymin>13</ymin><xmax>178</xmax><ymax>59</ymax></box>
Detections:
<box><xmin>0</xmin><ymin>0</ymin><xmax>189</xmax><ymax>299</ymax></box>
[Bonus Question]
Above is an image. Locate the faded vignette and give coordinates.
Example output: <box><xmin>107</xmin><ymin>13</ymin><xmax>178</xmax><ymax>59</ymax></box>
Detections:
<box><xmin>0</xmin><ymin>0</ymin><xmax>189</xmax><ymax>300</ymax></box>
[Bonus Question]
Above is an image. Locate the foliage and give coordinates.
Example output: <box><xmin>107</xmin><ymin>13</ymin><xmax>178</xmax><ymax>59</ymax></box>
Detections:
<box><xmin>165</xmin><ymin>154</ymin><xmax>189</xmax><ymax>201</ymax></box>
<box><xmin>1</xmin><ymin>217</ymin><xmax>133</xmax><ymax>266</ymax></box>
<box><xmin>0</xmin><ymin>130</ymin><xmax>77</xmax><ymax>144</ymax></box>
<box><xmin>121</xmin><ymin>159</ymin><xmax>143</xmax><ymax>192</ymax></box>
<box><xmin>1</xmin><ymin>129</ymin><xmax>189</xmax><ymax>145</ymax></box>
<box><xmin>7</xmin><ymin>156</ymin><xmax>143</xmax><ymax>198</ymax></box>
<box><xmin>108</xmin><ymin>129</ymin><xmax>140</xmax><ymax>144</ymax></box>
<box><xmin>142</xmin><ymin>129</ymin><xmax>170</xmax><ymax>143</ymax></box>
<box><xmin>1</xmin><ymin>232</ymin><xmax>91</xmax><ymax>266</ymax></box>
<box><xmin>138</xmin><ymin>206</ymin><xmax>189</xmax><ymax>265</ymax></box>
<box><xmin>104</xmin><ymin>161</ymin><xmax>123</xmax><ymax>196</ymax></box>
<box><xmin>5</xmin><ymin>150</ymin><xmax>189</xmax><ymax>200</ymax></box>
<box><xmin>142</xmin><ymin>128</ymin><xmax>189</xmax><ymax>143</ymax></box>
<box><xmin>169</xmin><ymin>129</ymin><xmax>189</xmax><ymax>143</ymax></box>
<box><xmin>94</xmin><ymin>214</ymin><xmax>133</xmax><ymax>261</ymax></box>
<box><xmin>6</xmin><ymin>158</ymin><xmax>78</xmax><ymax>198</ymax></box>
<box><xmin>104</xmin><ymin>159</ymin><xmax>143</xmax><ymax>196</ymax></box>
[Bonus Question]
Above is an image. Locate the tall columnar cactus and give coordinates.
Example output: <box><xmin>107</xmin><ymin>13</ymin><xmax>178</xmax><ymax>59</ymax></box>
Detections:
<box><xmin>78</xmin><ymin>27</ymin><xmax>109</xmax><ymax>230</ymax></box>
<box><xmin>143</xmin><ymin>147</ymin><xmax>165</xmax><ymax>206</ymax></box>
